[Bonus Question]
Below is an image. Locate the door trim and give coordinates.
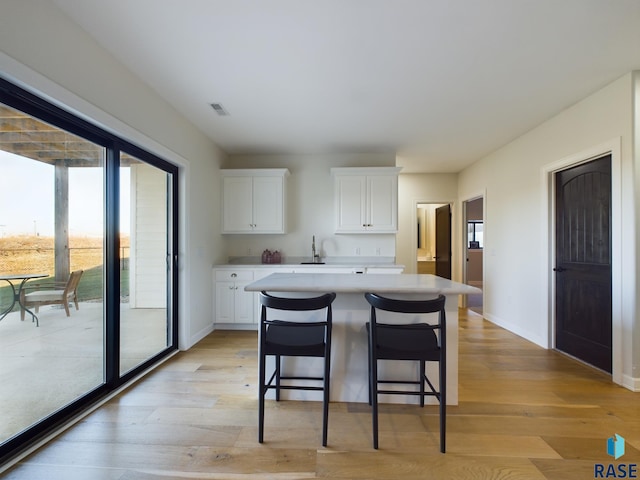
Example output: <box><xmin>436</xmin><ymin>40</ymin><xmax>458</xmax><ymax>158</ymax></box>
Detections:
<box><xmin>541</xmin><ymin>138</ymin><xmax>623</xmax><ymax>384</ymax></box>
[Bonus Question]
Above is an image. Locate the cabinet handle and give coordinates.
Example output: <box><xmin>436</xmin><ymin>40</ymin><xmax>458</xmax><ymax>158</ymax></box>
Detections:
<box><xmin>231</xmin><ymin>273</ymin><xmax>237</xmax><ymax>278</ymax></box>
<box><xmin>228</xmin><ymin>286</ymin><xmax>234</xmax><ymax>290</ymax></box>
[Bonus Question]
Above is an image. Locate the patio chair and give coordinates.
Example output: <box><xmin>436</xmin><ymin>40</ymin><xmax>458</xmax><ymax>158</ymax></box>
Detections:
<box><xmin>20</xmin><ymin>270</ymin><xmax>84</xmax><ymax>320</ymax></box>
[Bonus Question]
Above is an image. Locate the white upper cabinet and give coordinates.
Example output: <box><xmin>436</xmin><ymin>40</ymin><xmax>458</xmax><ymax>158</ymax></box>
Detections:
<box><xmin>221</xmin><ymin>169</ymin><xmax>289</xmax><ymax>234</ymax></box>
<box><xmin>332</xmin><ymin>167</ymin><xmax>401</xmax><ymax>233</ymax></box>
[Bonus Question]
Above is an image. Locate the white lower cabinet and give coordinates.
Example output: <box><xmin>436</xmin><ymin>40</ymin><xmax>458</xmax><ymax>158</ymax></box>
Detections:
<box><xmin>213</xmin><ymin>265</ymin><xmax>403</xmax><ymax>328</ymax></box>
<box><xmin>214</xmin><ymin>269</ymin><xmax>255</xmax><ymax>325</ymax></box>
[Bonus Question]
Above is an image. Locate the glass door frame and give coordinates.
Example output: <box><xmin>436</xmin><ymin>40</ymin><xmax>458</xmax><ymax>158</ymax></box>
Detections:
<box><xmin>0</xmin><ymin>77</ymin><xmax>179</xmax><ymax>464</ymax></box>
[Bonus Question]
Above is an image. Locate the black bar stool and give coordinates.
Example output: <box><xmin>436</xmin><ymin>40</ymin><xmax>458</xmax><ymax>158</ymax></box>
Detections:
<box><xmin>364</xmin><ymin>293</ymin><xmax>447</xmax><ymax>452</ymax></box>
<box><xmin>258</xmin><ymin>291</ymin><xmax>337</xmax><ymax>446</ymax></box>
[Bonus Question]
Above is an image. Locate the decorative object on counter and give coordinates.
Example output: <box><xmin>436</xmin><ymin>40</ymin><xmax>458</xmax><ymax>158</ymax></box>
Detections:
<box><xmin>261</xmin><ymin>249</ymin><xmax>282</xmax><ymax>264</ymax></box>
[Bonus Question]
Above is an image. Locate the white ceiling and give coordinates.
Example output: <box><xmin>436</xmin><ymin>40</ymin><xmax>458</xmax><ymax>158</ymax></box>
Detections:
<box><xmin>52</xmin><ymin>0</ymin><xmax>640</xmax><ymax>172</ymax></box>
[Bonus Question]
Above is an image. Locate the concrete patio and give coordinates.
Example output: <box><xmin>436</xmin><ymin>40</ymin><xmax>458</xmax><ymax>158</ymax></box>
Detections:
<box><xmin>0</xmin><ymin>301</ymin><xmax>167</xmax><ymax>441</ymax></box>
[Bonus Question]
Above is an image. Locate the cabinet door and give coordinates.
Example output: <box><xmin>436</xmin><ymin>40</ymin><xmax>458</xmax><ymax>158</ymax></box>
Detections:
<box><xmin>367</xmin><ymin>175</ymin><xmax>398</xmax><ymax>232</ymax></box>
<box><xmin>252</xmin><ymin>176</ymin><xmax>284</xmax><ymax>233</ymax></box>
<box><xmin>334</xmin><ymin>175</ymin><xmax>367</xmax><ymax>233</ymax></box>
<box><xmin>234</xmin><ymin>282</ymin><xmax>255</xmax><ymax>323</ymax></box>
<box><xmin>215</xmin><ymin>281</ymin><xmax>236</xmax><ymax>323</ymax></box>
<box><xmin>222</xmin><ymin>176</ymin><xmax>253</xmax><ymax>233</ymax></box>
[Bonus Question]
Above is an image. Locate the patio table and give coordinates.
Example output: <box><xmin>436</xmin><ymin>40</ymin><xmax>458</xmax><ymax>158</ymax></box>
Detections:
<box><xmin>0</xmin><ymin>274</ymin><xmax>48</xmax><ymax>326</ymax></box>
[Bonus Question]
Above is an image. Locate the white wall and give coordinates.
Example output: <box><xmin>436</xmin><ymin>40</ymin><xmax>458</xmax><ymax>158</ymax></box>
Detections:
<box><xmin>633</xmin><ymin>71</ymin><xmax>640</xmax><ymax>385</ymax></box>
<box><xmin>222</xmin><ymin>153</ymin><xmax>398</xmax><ymax>261</ymax></box>
<box><xmin>397</xmin><ymin>173</ymin><xmax>458</xmax><ymax>274</ymax></box>
<box><xmin>458</xmin><ymin>73</ymin><xmax>636</xmax><ymax>387</ymax></box>
<box><xmin>0</xmin><ymin>0</ymin><xmax>226</xmax><ymax>349</ymax></box>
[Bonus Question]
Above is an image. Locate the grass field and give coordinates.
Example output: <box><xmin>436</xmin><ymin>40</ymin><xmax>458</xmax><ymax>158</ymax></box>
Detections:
<box><xmin>0</xmin><ymin>235</ymin><xmax>129</xmax><ymax>308</ymax></box>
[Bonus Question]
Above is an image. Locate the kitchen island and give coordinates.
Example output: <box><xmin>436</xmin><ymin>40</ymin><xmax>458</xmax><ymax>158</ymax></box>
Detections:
<box><xmin>245</xmin><ymin>273</ymin><xmax>480</xmax><ymax>405</ymax></box>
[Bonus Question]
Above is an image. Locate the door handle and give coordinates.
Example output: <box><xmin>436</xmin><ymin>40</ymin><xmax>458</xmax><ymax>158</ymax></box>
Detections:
<box><xmin>553</xmin><ymin>267</ymin><xmax>566</xmax><ymax>272</ymax></box>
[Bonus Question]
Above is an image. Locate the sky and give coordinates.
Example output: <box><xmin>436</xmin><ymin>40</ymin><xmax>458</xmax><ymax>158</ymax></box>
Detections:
<box><xmin>0</xmin><ymin>150</ymin><xmax>130</xmax><ymax>237</ymax></box>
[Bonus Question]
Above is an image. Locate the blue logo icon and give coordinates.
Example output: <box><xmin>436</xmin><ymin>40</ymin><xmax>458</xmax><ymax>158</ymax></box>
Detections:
<box><xmin>607</xmin><ymin>434</ymin><xmax>625</xmax><ymax>460</ymax></box>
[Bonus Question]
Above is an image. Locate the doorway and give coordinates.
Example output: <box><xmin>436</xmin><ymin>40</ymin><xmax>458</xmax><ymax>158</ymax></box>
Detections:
<box><xmin>464</xmin><ymin>198</ymin><xmax>484</xmax><ymax>314</ymax></box>
<box><xmin>416</xmin><ymin>203</ymin><xmax>450</xmax><ymax>278</ymax></box>
<box><xmin>555</xmin><ymin>155</ymin><xmax>612</xmax><ymax>372</ymax></box>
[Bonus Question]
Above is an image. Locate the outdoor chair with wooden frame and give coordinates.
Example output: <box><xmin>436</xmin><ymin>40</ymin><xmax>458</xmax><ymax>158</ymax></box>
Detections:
<box><xmin>20</xmin><ymin>270</ymin><xmax>84</xmax><ymax>321</ymax></box>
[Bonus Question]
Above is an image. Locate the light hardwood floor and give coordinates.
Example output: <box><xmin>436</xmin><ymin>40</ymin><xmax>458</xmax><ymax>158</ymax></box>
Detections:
<box><xmin>2</xmin><ymin>309</ymin><xmax>639</xmax><ymax>479</ymax></box>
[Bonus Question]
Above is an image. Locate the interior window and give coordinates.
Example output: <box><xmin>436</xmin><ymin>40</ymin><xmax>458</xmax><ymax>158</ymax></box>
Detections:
<box><xmin>468</xmin><ymin>221</ymin><xmax>483</xmax><ymax>249</ymax></box>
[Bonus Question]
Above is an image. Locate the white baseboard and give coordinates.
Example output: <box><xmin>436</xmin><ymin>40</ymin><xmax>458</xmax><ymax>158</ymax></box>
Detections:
<box><xmin>184</xmin><ymin>323</ymin><xmax>215</xmax><ymax>349</ymax></box>
<box><xmin>212</xmin><ymin>323</ymin><xmax>258</xmax><ymax>331</ymax></box>
<box><xmin>483</xmin><ymin>312</ymin><xmax>549</xmax><ymax>349</ymax></box>
<box><xmin>621</xmin><ymin>374</ymin><xmax>640</xmax><ymax>392</ymax></box>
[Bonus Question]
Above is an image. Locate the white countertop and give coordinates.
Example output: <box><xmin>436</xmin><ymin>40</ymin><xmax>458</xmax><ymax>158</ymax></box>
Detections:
<box><xmin>244</xmin><ymin>272</ymin><xmax>481</xmax><ymax>295</ymax></box>
<box><xmin>214</xmin><ymin>257</ymin><xmax>404</xmax><ymax>270</ymax></box>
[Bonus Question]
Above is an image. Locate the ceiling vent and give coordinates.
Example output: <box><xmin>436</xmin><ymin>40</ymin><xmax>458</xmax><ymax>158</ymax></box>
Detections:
<box><xmin>210</xmin><ymin>103</ymin><xmax>229</xmax><ymax>116</ymax></box>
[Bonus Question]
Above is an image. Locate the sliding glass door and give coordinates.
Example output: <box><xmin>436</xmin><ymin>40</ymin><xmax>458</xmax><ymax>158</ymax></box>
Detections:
<box><xmin>119</xmin><ymin>153</ymin><xmax>175</xmax><ymax>375</ymax></box>
<box><xmin>0</xmin><ymin>78</ymin><xmax>178</xmax><ymax>464</ymax></box>
<box><xmin>0</xmin><ymin>103</ymin><xmax>106</xmax><ymax>444</ymax></box>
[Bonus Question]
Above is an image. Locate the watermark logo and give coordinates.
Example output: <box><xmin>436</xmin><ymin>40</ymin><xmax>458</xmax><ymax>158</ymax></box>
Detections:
<box><xmin>595</xmin><ymin>434</ymin><xmax>637</xmax><ymax>479</ymax></box>
<box><xmin>608</xmin><ymin>434</ymin><xmax>626</xmax><ymax>460</ymax></box>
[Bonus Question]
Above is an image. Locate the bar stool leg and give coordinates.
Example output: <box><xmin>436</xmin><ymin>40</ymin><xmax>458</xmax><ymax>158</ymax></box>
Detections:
<box><xmin>440</xmin><ymin>356</ymin><xmax>446</xmax><ymax>453</ymax></box>
<box><xmin>371</xmin><ymin>355</ymin><xmax>379</xmax><ymax>449</ymax></box>
<box><xmin>275</xmin><ymin>355</ymin><xmax>281</xmax><ymax>401</ymax></box>
<box><xmin>322</xmin><ymin>349</ymin><xmax>331</xmax><ymax>446</ymax></box>
<box><xmin>367</xmin><ymin>342</ymin><xmax>373</xmax><ymax>406</ymax></box>
<box><xmin>420</xmin><ymin>361</ymin><xmax>425</xmax><ymax>407</ymax></box>
<box><xmin>258</xmin><ymin>346</ymin><xmax>266</xmax><ymax>443</ymax></box>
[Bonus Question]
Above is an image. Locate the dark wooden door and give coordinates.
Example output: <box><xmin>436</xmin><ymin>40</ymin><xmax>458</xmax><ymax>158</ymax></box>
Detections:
<box><xmin>435</xmin><ymin>204</ymin><xmax>451</xmax><ymax>279</ymax></box>
<box><xmin>555</xmin><ymin>155</ymin><xmax>612</xmax><ymax>372</ymax></box>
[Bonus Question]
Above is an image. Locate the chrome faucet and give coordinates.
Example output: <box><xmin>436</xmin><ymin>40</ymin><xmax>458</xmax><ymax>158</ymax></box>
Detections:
<box><xmin>312</xmin><ymin>235</ymin><xmax>317</xmax><ymax>262</ymax></box>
